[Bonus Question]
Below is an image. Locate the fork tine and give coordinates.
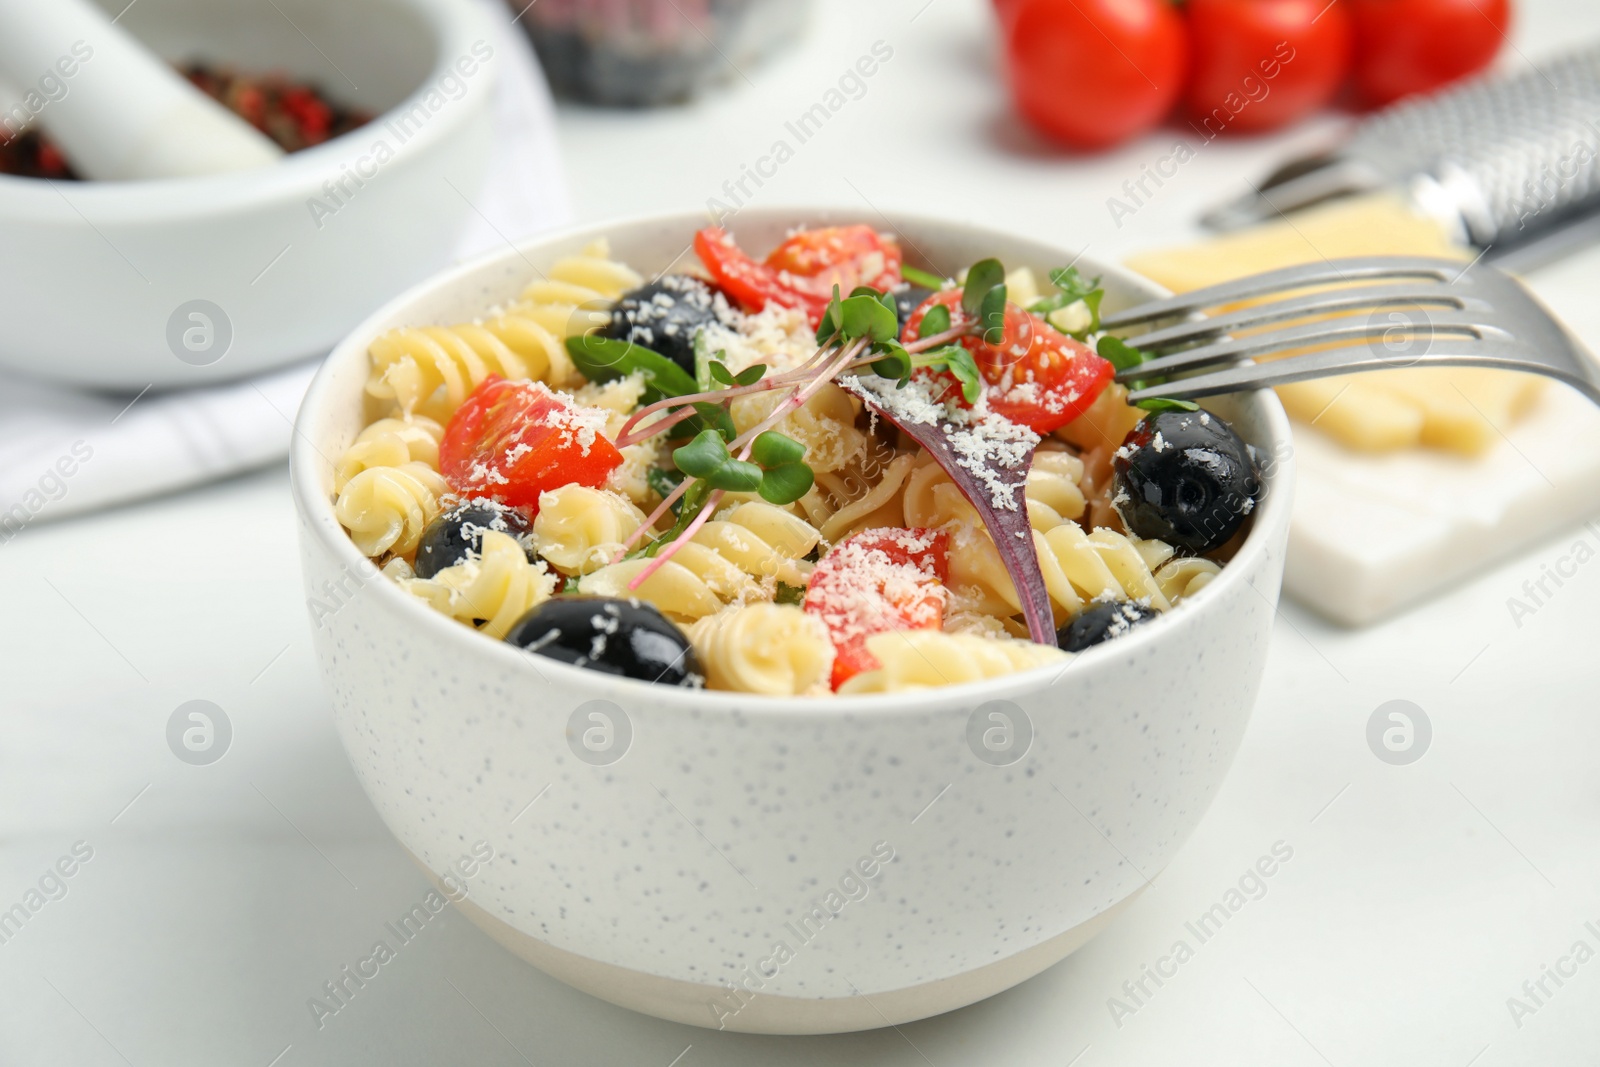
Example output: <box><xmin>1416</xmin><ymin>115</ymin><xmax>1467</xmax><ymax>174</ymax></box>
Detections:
<box><xmin>1125</xmin><ymin>337</ymin><xmax>1539</xmax><ymax>404</ymax></box>
<box><xmin>1102</xmin><ymin>256</ymin><xmax>1462</xmax><ymax>330</ymax></box>
<box><xmin>1118</xmin><ymin>312</ymin><xmax>1504</xmax><ymax>381</ymax></box>
<box><xmin>1123</xmin><ymin>284</ymin><xmax>1485</xmax><ymax>353</ymax></box>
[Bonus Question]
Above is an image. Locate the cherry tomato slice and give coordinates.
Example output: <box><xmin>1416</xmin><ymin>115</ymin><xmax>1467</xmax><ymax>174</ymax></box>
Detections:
<box><xmin>902</xmin><ymin>291</ymin><xmax>1114</xmax><ymax>435</ymax></box>
<box><xmin>439</xmin><ymin>376</ymin><xmax>622</xmax><ymax>511</ymax></box>
<box><xmin>694</xmin><ymin>225</ymin><xmax>902</xmax><ymax>325</ymax></box>
<box><xmin>803</xmin><ymin>528</ymin><xmax>950</xmax><ymax>690</ymax></box>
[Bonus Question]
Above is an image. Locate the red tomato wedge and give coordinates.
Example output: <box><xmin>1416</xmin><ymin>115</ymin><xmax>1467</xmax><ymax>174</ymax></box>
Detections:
<box><xmin>902</xmin><ymin>290</ymin><xmax>1114</xmax><ymax>434</ymax></box>
<box><xmin>803</xmin><ymin>528</ymin><xmax>950</xmax><ymax>690</ymax></box>
<box><xmin>694</xmin><ymin>225</ymin><xmax>902</xmax><ymax>325</ymax></box>
<box><xmin>439</xmin><ymin>376</ymin><xmax>622</xmax><ymax>511</ymax></box>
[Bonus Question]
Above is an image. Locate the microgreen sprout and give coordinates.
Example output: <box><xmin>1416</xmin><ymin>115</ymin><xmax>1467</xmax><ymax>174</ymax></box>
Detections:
<box><xmin>602</xmin><ymin>257</ymin><xmax>1020</xmax><ymax>584</ymax></box>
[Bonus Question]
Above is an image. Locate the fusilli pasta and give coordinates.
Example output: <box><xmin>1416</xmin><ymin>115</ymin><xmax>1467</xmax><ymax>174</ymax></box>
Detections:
<box><xmin>364</xmin><ymin>241</ymin><xmax>639</xmax><ymax>421</ymax></box>
<box><xmin>333</xmin><ymin>416</ymin><xmax>444</xmax><ymax>493</ymax></box>
<box><xmin>400</xmin><ymin>530</ymin><xmax>557</xmax><ymax>639</ymax></box>
<box><xmin>578</xmin><ymin>543</ymin><xmax>754</xmax><ymax>620</ymax></box>
<box><xmin>335</xmin><ymin>461</ymin><xmax>449</xmax><ymax>558</ymax></box>
<box><xmin>836</xmin><ymin>630</ymin><xmax>1067</xmax><ymax>694</ymax></box>
<box><xmin>796</xmin><ymin>448</ymin><xmax>914</xmax><ymax>545</ymax></box>
<box><xmin>731</xmin><ymin>382</ymin><xmax>866</xmax><ymax>476</ymax></box>
<box><xmin>902</xmin><ymin>449</ymin><xmax>1089</xmax><ymax>534</ymax></box>
<box><xmin>532</xmin><ymin>485</ymin><xmax>650</xmax><ymax>575</ymax></box>
<box><xmin>690</xmin><ymin>502</ymin><xmax>820</xmax><ymax>587</ymax></box>
<box><xmin>948</xmin><ymin>522</ymin><xmax>1206</xmax><ymax>622</ymax></box>
<box><xmin>688</xmin><ymin>603</ymin><xmax>835</xmax><ymax>695</ymax></box>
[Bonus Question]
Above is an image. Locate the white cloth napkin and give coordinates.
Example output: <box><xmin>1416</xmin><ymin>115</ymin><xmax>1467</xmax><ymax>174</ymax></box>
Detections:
<box><xmin>0</xmin><ymin>0</ymin><xmax>571</xmax><ymax>533</ymax></box>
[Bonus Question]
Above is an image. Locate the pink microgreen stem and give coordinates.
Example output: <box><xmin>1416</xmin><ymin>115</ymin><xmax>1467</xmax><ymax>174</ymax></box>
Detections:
<box><xmin>610</xmin><ymin>476</ymin><xmax>693</xmax><ymax>563</ymax></box>
<box><xmin>626</xmin><ymin>488</ymin><xmax>726</xmax><ymax>591</ymax></box>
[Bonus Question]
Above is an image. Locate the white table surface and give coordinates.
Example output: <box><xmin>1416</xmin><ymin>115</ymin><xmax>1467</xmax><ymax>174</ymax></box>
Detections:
<box><xmin>4</xmin><ymin>1</ymin><xmax>1599</xmax><ymax>1064</ymax></box>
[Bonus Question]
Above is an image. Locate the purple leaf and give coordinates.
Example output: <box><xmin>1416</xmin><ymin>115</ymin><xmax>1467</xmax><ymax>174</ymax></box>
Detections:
<box><xmin>840</xmin><ymin>375</ymin><xmax>1056</xmax><ymax>646</ymax></box>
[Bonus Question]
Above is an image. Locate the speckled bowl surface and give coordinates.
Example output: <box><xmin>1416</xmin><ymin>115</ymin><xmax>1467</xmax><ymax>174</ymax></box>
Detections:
<box><xmin>291</xmin><ymin>208</ymin><xmax>1295</xmax><ymax>1034</ymax></box>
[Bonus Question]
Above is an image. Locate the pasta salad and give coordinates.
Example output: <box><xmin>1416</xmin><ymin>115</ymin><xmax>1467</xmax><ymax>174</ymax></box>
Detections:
<box><xmin>333</xmin><ymin>224</ymin><xmax>1261</xmax><ymax>696</ymax></box>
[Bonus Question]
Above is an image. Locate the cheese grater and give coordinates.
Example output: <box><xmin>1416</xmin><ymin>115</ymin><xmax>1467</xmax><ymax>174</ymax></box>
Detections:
<box><xmin>1203</xmin><ymin>45</ymin><xmax>1600</xmax><ymax>272</ymax></box>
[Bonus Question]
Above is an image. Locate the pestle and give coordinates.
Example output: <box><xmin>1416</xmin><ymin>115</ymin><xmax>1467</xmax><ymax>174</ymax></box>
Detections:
<box><xmin>0</xmin><ymin>0</ymin><xmax>283</xmax><ymax>180</ymax></box>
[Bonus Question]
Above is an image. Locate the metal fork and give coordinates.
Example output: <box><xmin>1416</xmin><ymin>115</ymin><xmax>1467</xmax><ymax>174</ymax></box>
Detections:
<box><xmin>1100</xmin><ymin>257</ymin><xmax>1600</xmax><ymax>407</ymax></box>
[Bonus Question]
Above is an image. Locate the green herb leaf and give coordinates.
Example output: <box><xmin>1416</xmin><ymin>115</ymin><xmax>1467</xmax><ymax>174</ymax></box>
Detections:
<box><xmin>941</xmin><ymin>348</ymin><xmax>984</xmax><ymax>404</ymax></box>
<box><xmin>1030</xmin><ymin>266</ymin><xmax>1106</xmax><ymax>339</ymax></box>
<box><xmin>708</xmin><ymin>360</ymin><xmax>736</xmax><ymax>386</ymax></box>
<box><xmin>962</xmin><ymin>258</ymin><xmax>1005</xmax><ymax>317</ymax></box>
<box><xmin>978</xmin><ymin>283</ymin><xmax>1008</xmax><ymax>345</ymax></box>
<box><xmin>751</xmin><ymin>430</ymin><xmax>805</xmax><ymax>467</ymax></box>
<box><xmin>815</xmin><ymin>286</ymin><xmax>844</xmax><ymax>345</ymax></box>
<box><xmin>758</xmin><ymin>462</ymin><xmax>814</xmax><ymax>505</ymax></box>
<box><xmin>693</xmin><ymin>334</ymin><xmax>717</xmax><ymax>392</ymax></box>
<box><xmin>565</xmin><ymin>335</ymin><xmax>699</xmax><ymax>399</ymax></box>
<box><xmin>732</xmin><ymin>363</ymin><xmax>767</xmax><ymax>387</ymax></box>
<box><xmin>647</xmin><ymin>466</ymin><xmax>686</xmax><ymax>511</ymax></box>
<box><xmin>645</xmin><ymin>480</ymin><xmax>712</xmax><ymax>556</ymax></box>
<box><xmin>872</xmin><ymin>345</ymin><xmax>913</xmax><ymax>382</ymax></box>
<box><xmin>901</xmin><ymin>265</ymin><xmax>946</xmax><ymax>290</ymax></box>
<box><xmin>1096</xmin><ymin>335</ymin><xmax>1148</xmax><ymax>373</ymax></box>
<box><xmin>774</xmin><ymin>581</ymin><xmax>806</xmax><ymax>605</ymax></box>
<box><xmin>839</xmin><ymin>294</ymin><xmax>899</xmax><ymax>343</ymax></box>
<box><xmin>672</xmin><ymin>428</ymin><xmax>732</xmax><ymax>479</ymax></box>
<box><xmin>1134</xmin><ymin>397</ymin><xmax>1200</xmax><ymax>413</ymax></box>
<box><xmin>1049</xmin><ymin>266</ymin><xmax>1101</xmax><ymax>302</ymax></box>
<box><xmin>708</xmin><ymin>458</ymin><xmax>764</xmax><ymax>493</ymax></box>
<box><xmin>688</xmin><ymin>402</ymin><xmax>737</xmax><ymax>442</ymax></box>
<box><xmin>919</xmin><ymin>302</ymin><xmax>951</xmax><ymax>338</ymax></box>
<box><xmin>917</xmin><ymin>345</ymin><xmax>983</xmax><ymax>405</ymax></box>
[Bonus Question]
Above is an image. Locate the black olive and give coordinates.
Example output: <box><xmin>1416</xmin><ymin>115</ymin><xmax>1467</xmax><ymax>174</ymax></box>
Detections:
<box><xmin>1111</xmin><ymin>409</ymin><xmax>1260</xmax><ymax>554</ymax></box>
<box><xmin>504</xmin><ymin>596</ymin><xmax>703</xmax><ymax>687</ymax></box>
<box><xmin>602</xmin><ymin>274</ymin><xmax>727</xmax><ymax>374</ymax></box>
<box><xmin>894</xmin><ymin>285</ymin><xmax>935</xmax><ymax>331</ymax></box>
<box><xmin>414</xmin><ymin>500</ymin><xmax>534</xmax><ymax>579</ymax></box>
<box><xmin>1056</xmin><ymin>601</ymin><xmax>1156</xmax><ymax>652</ymax></box>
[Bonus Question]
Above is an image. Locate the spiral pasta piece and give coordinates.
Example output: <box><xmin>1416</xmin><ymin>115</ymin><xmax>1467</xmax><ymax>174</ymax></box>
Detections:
<box><xmin>796</xmin><ymin>450</ymin><xmax>915</xmax><ymax>545</ymax></box>
<box><xmin>578</xmin><ymin>543</ymin><xmax>755</xmax><ymax>621</ymax></box>
<box><xmin>401</xmin><ymin>530</ymin><xmax>557</xmax><ymax>639</ymax></box>
<box><xmin>836</xmin><ymin>631</ymin><xmax>1067</xmax><ymax>694</ymax></box>
<box><xmin>532</xmin><ymin>485</ymin><xmax>650</xmax><ymax>576</ymax></box>
<box><xmin>1154</xmin><ymin>556</ymin><xmax>1222</xmax><ymax>603</ymax></box>
<box><xmin>335</xmin><ymin>461</ymin><xmax>449</xmax><ymax>558</ymax></box>
<box><xmin>690</xmin><ymin>502</ymin><xmax>821</xmax><ymax>587</ymax></box>
<box><xmin>688</xmin><ymin>604</ymin><xmax>835</xmax><ymax>695</ymax></box>
<box><xmin>903</xmin><ymin>450</ymin><xmax>1088</xmax><ymax>534</ymax></box>
<box><xmin>333</xmin><ymin>416</ymin><xmax>444</xmax><ymax>493</ymax></box>
<box><xmin>948</xmin><ymin>522</ymin><xmax>1195</xmax><ymax>622</ymax></box>
<box><xmin>731</xmin><ymin>382</ymin><xmax>866</xmax><ymax>476</ymax></box>
<box><xmin>364</xmin><ymin>241</ymin><xmax>639</xmax><ymax>421</ymax></box>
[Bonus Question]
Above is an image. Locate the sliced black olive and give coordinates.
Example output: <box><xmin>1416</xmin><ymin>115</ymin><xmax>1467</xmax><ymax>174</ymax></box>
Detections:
<box><xmin>602</xmin><ymin>274</ymin><xmax>726</xmax><ymax>374</ymax></box>
<box><xmin>893</xmin><ymin>285</ymin><xmax>935</xmax><ymax>330</ymax></box>
<box><xmin>504</xmin><ymin>596</ymin><xmax>703</xmax><ymax>687</ymax></box>
<box><xmin>1056</xmin><ymin>601</ymin><xmax>1156</xmax><ymax>652</ymax></box>
<box><xmin>1111</xmin><ymin>409</ymin><xmax>1260</xmax><ymax>554</ymax></box>
<box><xmin>414</xmin><ymin>500</ymin><xmax>534</xmax><ymax>579</ymax></box>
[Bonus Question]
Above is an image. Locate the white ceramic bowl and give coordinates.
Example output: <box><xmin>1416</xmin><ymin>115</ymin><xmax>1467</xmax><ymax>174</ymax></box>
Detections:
<box><xmin>0</xmin><ymin>0</ymin><xmax>493</xmax><ymax>389</ymax></box>
<box><xmin>292</xmin><ymin>208</ymin><xmax>1295</xmax><ymax>1035</ymax></box>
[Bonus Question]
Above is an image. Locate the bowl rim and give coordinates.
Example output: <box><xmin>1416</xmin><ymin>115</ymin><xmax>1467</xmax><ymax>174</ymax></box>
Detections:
<box><xmin>0</xmin><ymin>0</ymin><xmax>491</xmax><ymax>218</ymax></box>
<box><xmin>291</xmin><ymin>205</ymin><xmax>1296</xmax><ymax>717</ymax></box>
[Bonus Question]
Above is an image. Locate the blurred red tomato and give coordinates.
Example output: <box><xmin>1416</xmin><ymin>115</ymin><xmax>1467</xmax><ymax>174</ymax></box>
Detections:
<box><xmin>1003</xmin><ymin>0</ymin><xmax>1189</xmax><ymax>151</ymax></box>
<box><xmin>1184</xmin><ymin>0</ymin><xmax>1352</xmax><ymax>134</ymax></box>
<box><xmin>1348</xmin><ymin>0</ymin><xmax>1511</xmax><ymax>107</ymax></box>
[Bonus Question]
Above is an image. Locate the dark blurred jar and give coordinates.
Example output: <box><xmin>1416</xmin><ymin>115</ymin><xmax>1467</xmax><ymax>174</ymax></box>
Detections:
<box><xmin>512</xmin><ymin>0</ymin><xmax>809</xmax><ymax>106</ymax></box>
